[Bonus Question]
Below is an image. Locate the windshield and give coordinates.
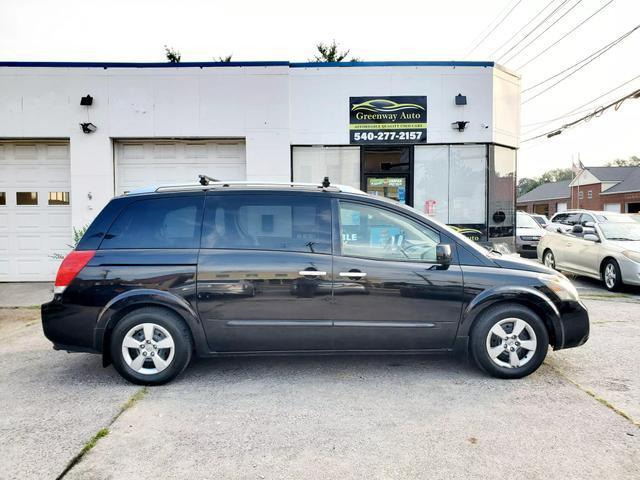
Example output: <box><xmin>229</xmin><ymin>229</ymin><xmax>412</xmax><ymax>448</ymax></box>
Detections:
<box><xmin>532</xmin><ymin>216</ymin><xmax>548</xmax><ymax>226</ymax></box>
<box><xmin>517</xmin><ymin>212</ymin><xmax>540</xmax><ymax>229</ymax></box>
<box><xmin>599</xmin><ymin>222</ymin><xmax>640</xmax><ymax>241</ymax></box>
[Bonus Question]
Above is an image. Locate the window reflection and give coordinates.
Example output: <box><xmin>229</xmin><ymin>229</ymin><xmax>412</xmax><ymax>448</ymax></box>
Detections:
<box><xmin>48</xmin><ymin>191</ymin><xmax>70</xmax><ymax>205</ymax></box>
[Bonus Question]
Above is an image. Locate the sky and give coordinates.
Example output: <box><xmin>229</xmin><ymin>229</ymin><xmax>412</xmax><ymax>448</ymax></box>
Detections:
<box><xmin>0</xmin><ymin>0</ymin><xmax>638</xmax><ymax>179</ymax></box>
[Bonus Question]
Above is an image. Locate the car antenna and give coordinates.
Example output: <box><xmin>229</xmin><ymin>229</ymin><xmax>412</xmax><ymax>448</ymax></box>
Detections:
<box><xmin>198</xmin><ymin>174</ymin><xmax>219</xmax><ymax>186</ymax></box>
<box><xmin>322</xmin><ymin>176</ymin><xmax>331</xmax><ymax>188</ymax></box>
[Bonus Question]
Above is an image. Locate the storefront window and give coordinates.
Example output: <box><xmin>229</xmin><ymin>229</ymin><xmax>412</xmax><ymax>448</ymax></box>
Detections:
<box><xmin>449</xmin><ymin>145</ymin><xmax>487</xmax><ymax>226</ymax></box>
<box><xmin>489</xmin><ymin>146</ymin><xmax>516</xmax><ymax>240</ymax></box>
<box><xmin>413</xmin><ymin>146</ymin><xmax>449</xmax><ymax>222</ymax></box>
<box><xmin>292</xmin><ymin>146</ymin><xmax>360</xmax><ymax>189</ymax></box>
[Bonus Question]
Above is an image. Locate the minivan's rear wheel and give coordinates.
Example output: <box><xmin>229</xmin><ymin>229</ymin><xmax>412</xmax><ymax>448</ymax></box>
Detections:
<box><xmin>110</xmin><ymin>307</ymin><xmax>192</xmax><ymax>385</ymax></box>
<box><xmin>471</xmin><ymin>304</ymin><xmax>549</xmax><ymax>379</ymax></box>
<box><xmin>543</xmin><ymin>250</ymin><xmax>556</xmax><ymax>270</ymax></box>
<box><xmin>602</xmin><ymin>259</ymin><xmax>622</xmax><ymax>291</ymax></box>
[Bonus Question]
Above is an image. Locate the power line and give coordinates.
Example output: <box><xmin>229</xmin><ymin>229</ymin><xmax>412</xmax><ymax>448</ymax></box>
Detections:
<box><xmin>488</xmin><ymin>0</ymin><xmax>557</xmax><ymax>58</ymax></box>
<box><xmin>516</xmin><ymin>0</ymin><xmax>615</xmax><ymax>70</ymax></box>
<box><xmin>522</xmin><ymin>87</ymin><xmax>640</xmax><ymax>143</ymax></box>
<box><xmin>497</xmin><ymin>0</ymin><xmax>572</xmax><ymax>62</ymax></box>
<box><xmin>502</xmin><ymin>0</ymin><xmax>584</xmax><ymax>65</ymax></box>
<box><xmin>521</xmin><ymin>73</ymin><xmax>640</xmax><ymax>133</ymax></box>
<box><xmin>522</xmin><ymin>25</ymin><xmax>640</xmax><ymax>104</ymax></box>
<box><xmin>464</xmin><ymin>0</ymin><xmax>523</xmax><ymax>58</ymax></box>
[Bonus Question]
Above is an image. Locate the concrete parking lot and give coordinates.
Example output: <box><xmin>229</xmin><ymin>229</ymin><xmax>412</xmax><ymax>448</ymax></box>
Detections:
<box><xmin>0</xmin><ymin>287</ymin><xmax>638</xmax><ymax>480</ymax></box>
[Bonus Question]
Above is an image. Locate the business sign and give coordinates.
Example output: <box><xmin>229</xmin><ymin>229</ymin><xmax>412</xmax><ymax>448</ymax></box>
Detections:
<box><xmin>349</xmin><ymin>96</ymin><xmax>427</xmax><ymax>144</ymax></box>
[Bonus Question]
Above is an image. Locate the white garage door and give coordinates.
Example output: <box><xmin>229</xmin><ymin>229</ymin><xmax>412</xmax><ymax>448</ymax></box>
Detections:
<box><xmin>0</xmin><ymin>141</ymin><xmax>71</xmax><ymax>281</ymax></box>
<box><xmin>604</xmin><ymin>203</ymin><xmax>620</xmax><ymax>213</ymax></box>
<box><xmin>115</xmin><ymin>140</ymin><xmax>246</xmax><ymax>194</ymax></box>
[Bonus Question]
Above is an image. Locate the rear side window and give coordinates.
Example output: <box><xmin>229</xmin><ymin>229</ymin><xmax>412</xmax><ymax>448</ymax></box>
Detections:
<box><xmin>101</xmin><ymin>196</ymin><xmax>204</xmax><ymax>249</ymax></box>
<box><xmin>202</xmin><ymin>194</ymin><xmax>331</xmax><ymax>254</ymax></box>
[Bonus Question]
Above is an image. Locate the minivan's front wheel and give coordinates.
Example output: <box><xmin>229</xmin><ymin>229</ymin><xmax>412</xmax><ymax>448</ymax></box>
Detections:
<box><xmin>110</xmin><ymin>307</ymin><xmax>193</xmax><ymax>385</ymax></box>
<box><xmin>471</xmin><ymin>304</ymin><xmax>549</xmax><ymax>379</ymax></box>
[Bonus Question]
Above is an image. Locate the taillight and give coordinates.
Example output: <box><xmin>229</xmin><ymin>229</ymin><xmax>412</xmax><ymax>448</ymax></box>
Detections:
<box><xmin>54</xmin><ymin>250</ymin><xmax>95</xmax><ymax>294</ymax></box>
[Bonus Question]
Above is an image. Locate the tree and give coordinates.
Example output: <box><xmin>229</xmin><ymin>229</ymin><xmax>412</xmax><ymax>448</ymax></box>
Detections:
<box><xmin>517</xmin><ymin>178</ymin><xmax>539</xmax><ymax>197</ymax></box>
<box><xmin>312</xmin><ymin>40</ymin><xmax>360</xmax><ymax>62</ymax></box>
<box><xmin>517</xmin><ymin>168</ymin><xmax>573</xmax><ymax>197</ymax></box>
<box><xmin>215</xmin><ymin>55</ymin><xmax>233</xmax><ymax>62</ymax></box>
<box><xmin>606</xmin><ymin>155</ymin><xmax>640</xmax><ymax>167</ymax></box>
<box><xmin>164</xmin><ymin>45</ymin><xmax>181</xmax><ymax>63</ymax></box>
<box><xmin>538</xmin><ymin>168</ymin><xmax>573</xmax><ymax>184</ymax></box>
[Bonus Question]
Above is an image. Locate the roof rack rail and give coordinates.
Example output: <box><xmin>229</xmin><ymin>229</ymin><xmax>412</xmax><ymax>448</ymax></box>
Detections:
<box><xmin>151</xmin><ymin>175</ymin><xmax>366</xmax><ymax>195</ymax></box>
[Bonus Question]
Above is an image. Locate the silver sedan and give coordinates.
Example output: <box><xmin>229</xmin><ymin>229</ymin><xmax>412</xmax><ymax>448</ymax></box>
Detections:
<box><xmin>537</xmin><ymin>213</ymin><xmax>640</xmax><ymax>291</ymax></box>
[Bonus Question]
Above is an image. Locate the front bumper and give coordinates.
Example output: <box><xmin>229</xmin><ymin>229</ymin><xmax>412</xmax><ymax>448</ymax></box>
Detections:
<box><xmin>619</xmin><ymin>256</ymin><xmax>640</xmax><ymax>286</ymax></box>
<box><xmin>516</xmin><ymin>237</ymin><xmax>540</xmax><ymax>257</ymax></box>
<box><xmin>556</xmin><ymin>300</ymin><xmax>590</xmax><ymax>350</ymax></box>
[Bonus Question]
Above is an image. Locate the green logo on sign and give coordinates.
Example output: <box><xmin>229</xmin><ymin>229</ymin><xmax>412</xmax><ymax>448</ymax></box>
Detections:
<box><xmin>351</xmin><ymin>99</ymin><xmax>425</xmax><ymax>113</ymax></box>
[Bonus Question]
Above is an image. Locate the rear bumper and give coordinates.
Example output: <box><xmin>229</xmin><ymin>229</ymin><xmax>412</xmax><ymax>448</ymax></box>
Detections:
<box><xmin>41</xmin><ymin>297</ymin><xmax>99</xmax><ymax>353</ymax></box>
<box><xmin>555</xmin><ymin>300</ymin><xmax>589</xmax><ymax>350</ymax></box>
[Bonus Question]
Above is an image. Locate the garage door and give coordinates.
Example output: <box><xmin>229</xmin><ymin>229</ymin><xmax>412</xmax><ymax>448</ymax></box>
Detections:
<box><xmin>0</xmin><ymin>141</ymin><xmax>71</xmax><ymax>281</ymax></box>
<box><xmin>115</xmin><ymin>140</ymin><xmax>246</xmax><ymax>194</ymax></box>
<box><xmin>604</xmin><ymin>203</ymin><xmax>621</xmax><ymax>212</ymax></box>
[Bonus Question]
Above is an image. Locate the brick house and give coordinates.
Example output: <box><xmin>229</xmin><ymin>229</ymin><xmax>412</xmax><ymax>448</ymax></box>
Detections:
<box><xmin>517</xmin><ymin>166</ymin><xmax>640</xmax><ymax>216</ymax></box>
<box><xmin>516</xmin><ymin>180</ymin><xmax>571</xmax><ymax>217</ymax></box>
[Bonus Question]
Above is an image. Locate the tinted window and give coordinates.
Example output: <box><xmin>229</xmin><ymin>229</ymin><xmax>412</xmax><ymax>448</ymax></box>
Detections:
<box><xmin>101</xmin><ymin>196</ymin><xmax>203</xmax><ymax>249</ymax></box>
<box><xmin>339</xmin><ymin>201</ymin><xmax>440</xmax><ymax>262</ymax></box>
<box><xmin>580</xmin><ymin>213</ymin><xmax>595</xmax><ymax>225</ymax></box>
<box><xmin>564</xmin><ymin>213</ymin><xmax>581</xmax><ymax>225</ymax></box>
<box><xmin>552</xmin><ymin>213</ymin><xmax>566</xmax><ymax>223</ymax></box>
<box><xmin>202</xmin><ymin>194</ymin><xmax>331</xmax><ymax>254</ymax></box>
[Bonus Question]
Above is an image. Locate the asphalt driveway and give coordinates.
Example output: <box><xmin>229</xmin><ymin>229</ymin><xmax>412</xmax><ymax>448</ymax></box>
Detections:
<box><xmin>0</xmin><ymin>297</ymin><xmax>638</xmax><ymax>480</ymax></box>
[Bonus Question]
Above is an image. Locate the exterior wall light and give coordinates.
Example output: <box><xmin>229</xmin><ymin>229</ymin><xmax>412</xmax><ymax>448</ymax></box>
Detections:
<box><xmin>80</xmin><ymin>122</ymin><xmax>97</xmax><ymax>134</ymax></box>
<box><xmin>80</xmin><ymin>95</ymin><xmax>93</xmax><ymax>106</ymax></box>
<box><xmin>452</xmin><ymin>121</ymin><xmax>469</xmax><ymax>132</ymax></box>
<box><xmin>455</xmin><ymin>93</ymin><xmax>467</xmax><ymax>105</ymax></box>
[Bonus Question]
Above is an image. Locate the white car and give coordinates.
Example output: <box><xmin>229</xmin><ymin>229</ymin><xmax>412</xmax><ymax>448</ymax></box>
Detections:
<box><xmin>537</xmin><ymin>212</ymin><xmax>640</xmax><ymax>291</ymax></box>
<box><xmin>546</xmin><ymin>210</ymin><xmax>585</xmax><ymax>233</ymax></box>
<box><xmin>530</xmin><ymin>213</ymin><xmax>550</xmax><ymax>229</ymax></box>
<box><xmin>516</xmin><ymin>211</ymin><xmax>546</xmax><ymax>258</ymax></box>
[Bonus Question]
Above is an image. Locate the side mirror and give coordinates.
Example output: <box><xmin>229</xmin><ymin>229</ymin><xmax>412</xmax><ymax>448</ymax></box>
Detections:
<box><xmin>572</xmin><ymin>225</ymin><xmax>583</xmax><ymax>234</ymax></box>
<box><xmin>583</xmin><ymin>233</ymin><xmax>599</xmax><ymax>242</ymax></box>
<box><xmin>436</xmin><ymin>243</ymin><xmax>452</xmax><ymax>266</ymax></box>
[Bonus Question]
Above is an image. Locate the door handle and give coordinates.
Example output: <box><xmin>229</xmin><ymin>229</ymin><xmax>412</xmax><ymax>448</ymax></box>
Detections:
<box><xmin>339</xmin><ymin>272</ymin><xmax>367</xmax><ymax>278</ymax></box>
<box><xmin>298</xmin><ymin>270</ymin><xmax>327</xmax><ymax>276</ymax></box>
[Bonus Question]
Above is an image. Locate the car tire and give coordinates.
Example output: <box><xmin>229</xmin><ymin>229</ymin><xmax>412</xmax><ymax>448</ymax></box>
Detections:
<box><xmin>110</xmin><ymin>307</ymin><xmax>193</xmax><ymax>385</ymax></box>
<box><xmin>602</xmin><ymin>259</ymin><xmax>623</xmax><ymax>292</ymax></box>
<box><xmin>470</xmin><ymin>303</ymin><xmax>549</xmax><ymax>379</ymax></box>
<box><xmin>543</xmin><ymin>249</ymin><xmax>556</xmax><ymax>270</ymax></box>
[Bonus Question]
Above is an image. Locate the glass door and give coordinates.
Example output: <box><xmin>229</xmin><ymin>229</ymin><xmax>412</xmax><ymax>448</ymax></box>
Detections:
<box><xmin>365</xmin><ymin>176</ymin><xmax>408</xmax><ymax>204</ymax></box>
<box><xmin>362</xmin><ymin>146</ymin><xmax>412</xmax><ymax>205</ymax></box>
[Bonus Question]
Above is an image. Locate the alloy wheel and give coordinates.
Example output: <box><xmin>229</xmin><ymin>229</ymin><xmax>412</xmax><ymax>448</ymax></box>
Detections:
<box><xmin>544</xmin><ymin>251</ymin><xmax>555</xmax><ymax>269</ymax></box>
<box><xmin>121</xmin><ymin>323</ymin><xmax>175</xmax><ymax>375</ymax></box>
<box><xmin>604</xmin><ymin>263</ymin><xmax>617</xmax><ymax>289</ymax></box>
<box><xmin>485</xmin><ymin>318</ymin><xmax>538</xmax><ymax>369</ymax></box>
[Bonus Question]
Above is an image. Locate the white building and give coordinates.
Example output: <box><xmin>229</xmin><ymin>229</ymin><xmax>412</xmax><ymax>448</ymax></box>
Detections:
<box><xmin>0</xmin><ymin>60</ymin><xmax>520</xmax><ymax>281</ymax></box>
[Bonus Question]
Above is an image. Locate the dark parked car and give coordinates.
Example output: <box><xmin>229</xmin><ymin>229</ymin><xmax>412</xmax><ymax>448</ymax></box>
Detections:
<box><xmin>42</xmin><ymin>180</ymin><xmax>590</xmax><ymax>385</ymax></box>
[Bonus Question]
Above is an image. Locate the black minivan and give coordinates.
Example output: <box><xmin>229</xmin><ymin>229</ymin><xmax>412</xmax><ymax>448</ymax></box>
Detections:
<box><xmin>42</xmin><ymin>179</ymin><xmax>589</xmax><ymax>385</ymax></box>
